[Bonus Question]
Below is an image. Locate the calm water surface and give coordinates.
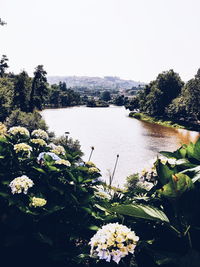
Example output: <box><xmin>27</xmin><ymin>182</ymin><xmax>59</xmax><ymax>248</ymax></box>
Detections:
<box><xmin>42</xmin><ymin>106</ymin><xmax>200</xmax><ymax>187</ymax></box>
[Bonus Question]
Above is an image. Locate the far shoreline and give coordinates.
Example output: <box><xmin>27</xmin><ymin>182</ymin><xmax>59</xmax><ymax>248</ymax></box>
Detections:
<box><xmin>129</xmin><ymin>112</ymin><xmax>200</xmax><ymax>132</ymax></box>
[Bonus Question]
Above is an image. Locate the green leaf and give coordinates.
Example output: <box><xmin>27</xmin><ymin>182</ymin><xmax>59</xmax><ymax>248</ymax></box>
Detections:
<box><xmin>88</xmin><ymin>225</ymin><xmax>99</xmax><ymax>231</ymax></box>
<box><xmin>178</xmin><ymin>146</ymin><xmax>187</xmax><ymax>158</ymax></box>
<box><xmin>159</xmin><ymin>151</ymin><xmax>177</xmax><ymax>159</ymax></box>
<box><xmin>193</xmin><ymin>139</ymin><xmax>200</xmax><ymax>161</ymax></box>
<box><xmin>156</xmin><ymin>159</ymin><xmax>175</xmax><ymax>185</ymax></box>
<box><xmin>109</xmin><ymin>204</ymin><xmax>169</xmax><ymax>223</ymax></box>
<box><xmin>0</xmin><ymin>192</ymin><xmax>10</xmax><ymax>198</ymax></box>
<box><xmin>181</xmin><ymin>166</ymin><xmax>200</xmax><ymax>183</ymax></box>
<box><xmin>158</xmin><ymin>173</ymin><xmax>194</xmax><ymax>199</ymax></box>
<box><xmin>33</xmin><ymin>167</ymin><xmax>46</xmax><ymax>174</ymax></box>
<box><xmin>186</xmin><ymin>142</ymin><xmax>195</xmax><ymax>159</ymax></box>
<box><xmin>94</xmin><ymin>204</ymin><xmax>109</xmax><ymax>212</ymax></box>
<box><xmin>149</xmin><ymin>249</ymin><xmax>180</xmax><ymax>266</ymax></box>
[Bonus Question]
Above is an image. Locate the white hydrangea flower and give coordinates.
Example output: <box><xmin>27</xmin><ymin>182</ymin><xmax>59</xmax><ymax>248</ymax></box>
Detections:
<box><xmin>8</xmin><ymin>126</ymin><xmax>30</xmax><ymax>137</ymax></box>
<box><xmin>31</xmin><ymin>197</ymin><xmax>47</xmax><ymax>207</ymax></box>
<box><xmin>31</xmin><ymin>129</ymin><xmax>49</xmax><ymax>140</ymax></box>
<box><xmin>136</xmin><ymin>181</ymin><xmax>154</xmax><ymax>191</ymax></box>
<box><xmin>88</xmin><ymin>167</ymin><xmax>100</xmax><ymax>174</ymax></box>
<box><xmin>85</xmin><ymin>161</ymin><xmax>96</xmax><ymax>167</ymax></box>
<box><xmin>9</xmin><ymin>175</ymin><xmax>34</xmax><ymax>194</ymax></box>
<box><xmin>89</xmin><ymin>223</ymin><xmax>139</xmax><ymax>264</ymax></box>
<box><xmin>30</xmin><ymin>138</ymin><xmax>47</xmax><ymax>147</ymax></box>
<box><xmin>14</xmin><ymin>143</ymin><xmax>32</xmax><ymax>155</ymax></box>
<box><xmin>158</xmin><ymin>156</ymin><xmax>177</xmax><ymax>165</ymax></box>
<box><xmin>50</xmin><ymin>145</ymin><xmax>65</xmax><ymax>156</ymax></box>
<box><xmin>0</xmin><ymin>122</ymin><xmax>7</xmax><ymax>137</ymax></box>
<box><xmin>37</xmin><ymin>152</ymin><xmax>61</xmax><ymax>162</ymax></box>
<box><xmin>55</xmin><ymin>159</ymin><xmax>71</xmax><ymax>167</ymax></box>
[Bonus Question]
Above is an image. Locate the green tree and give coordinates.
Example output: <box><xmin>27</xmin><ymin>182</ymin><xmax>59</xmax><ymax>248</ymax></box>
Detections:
<box><xmin>156</xmin><ymin>69</ymin><xmax>183</xmax><ymax>108</ymax></box>
<box><xmin>135</xmin><ymin>70</ymin><xmax>184</xmax><ymax>116</ymax></box>
<box><xmin>0</xmin><ymin>55</ymin><xmax>9</xmax><ymax>78</ymax></box>
<box><xmin>166</xmin><ymin>96</ymin><xmax>187</xmax><ymax>120</ymax></box>
<box><xmin>114</xmin><ymin>95</ymin><xmax>125</xmax><ymax>106</ymax></box>
<box><xmin>30</xmin><ymin>65</ymin><xmax>48</xmax><ymax>111</ymax></box>
<box><xmin>59</xmin><ymin>81</ymin><xmax>67</xmax><ymax>91</ymax></box>
<box><xmin>49</xmin><ymin>84</ymin><xmax>60</xmax><ymax>107</ymax></box>
<box><xmin>13</xmin><ymin>71</ymin><xmax>32</xmax><ymax>111</ymax></box>
<box><xmin>0</xmin><ymin>77</ymin><xmax>14</xmax><ymax>121</ymax></box>
<box><xmin>101</xmin><ymin>90</ymin><xmax>111</xmax><ymax>101</ymax></box>
<box><xmin>182</xmin><ymin>70</ymin><xmax>200</xmax><ymax>120</ymax></box>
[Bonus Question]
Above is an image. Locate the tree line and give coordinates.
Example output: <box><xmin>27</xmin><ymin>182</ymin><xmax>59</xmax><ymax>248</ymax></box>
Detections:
<box><xmin>0</xmin><ymin>55</ymin><xmax>81</xmax><ymax>121</ymax></box>
<box><xmin>127</xmin><ymin>69</ymin><xmax>200</xmax><ymax>123</ymax></box>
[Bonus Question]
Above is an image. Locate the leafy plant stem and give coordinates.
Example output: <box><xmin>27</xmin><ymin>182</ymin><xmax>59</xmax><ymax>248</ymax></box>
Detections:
<box><xmin>187</xmin><ymin>230</ymin><xmax>193</xmax><ymax>249</ymax></box>
<box><xmin>169</xmin><ymin>225</ymin><xmax>181</xmax><ymax>237</ymax></box>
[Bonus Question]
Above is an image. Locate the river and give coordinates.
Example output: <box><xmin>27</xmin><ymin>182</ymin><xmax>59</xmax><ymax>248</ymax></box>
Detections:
<box><xmin>42</xmin><ymin>106</ymin><xmax>200</xmax><ymax>187</ymax></box>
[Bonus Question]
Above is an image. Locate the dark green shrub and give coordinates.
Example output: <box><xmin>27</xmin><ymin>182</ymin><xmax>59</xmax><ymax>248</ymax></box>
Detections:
<box><xmin>5</xmin><ymin>109</ymin><xmax>48</xmax><ymax>132</ymax></box>
<box><xmin>0</xmin><ymin>124</ymin><xmax>103</xmax><ymax>267</ymax></box>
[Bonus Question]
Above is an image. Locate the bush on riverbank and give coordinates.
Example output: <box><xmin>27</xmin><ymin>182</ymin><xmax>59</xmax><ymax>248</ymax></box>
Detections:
<box><xmin>129</xmin><ymin>112</ymin><xmax>188</xmax><ymax>129</ymax></box>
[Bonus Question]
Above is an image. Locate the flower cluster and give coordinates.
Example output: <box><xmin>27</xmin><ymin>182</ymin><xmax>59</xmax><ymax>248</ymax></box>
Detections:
<box><xmin>89</xmin><ymin>223</ymin><xmax>139</xmax><ymax>264</ymax></box>
<box><xmin>88</xmin><ymin>167</ymin><xmax>100</xmax><ymax>174</ymax></box>
<box><xmin>37</xmin><ymin>152</ymin><xmax>61</xmax><ymax>162</ymax></box>
<box><xmin>139</xmin><ymin>158</ymin><xmax>157</xmax><ymax>184</ymax></box>
<box><xmin>85</xmin><ymin>161</ymin><xmax>96</xmax><ymax>167</ymax></box>
<box><xmin>0</xmin><ymin>122</ymin><xmax>7</xmax><ymax>137</ymax></box>
<box><xmin>31</xmin><ymin>129</ymin><xmax>49</xmax><ymax>140</ymax></box>
<box><xmin>136</xmin><ymin>180</ymin><xmax>154</xmax><ymax>191</ymax></box>
<box><xmin>14</xmin><ymin>143</ymin><xmax>32</xmax><ymax>155</ymax></box>
<box><xmin>9</xmin><ymin>175</ymin><xmax>34</xmax><ymax>194</ymax></box>
<box><xmin>31</xmin><ymin>197</ymin><xmax>47</xmax><ymax>207</ymax></box>
<box><xmin>8</xmin><ymin>126</ymin><xmax>30</xmax><ymax>137</ymax></box>
<box><xmin>55</xmin><ymin>159</ymin><xmax>71</xmax><ymax>167</ymax></box>
<box><xmin>50</xmin><ymin>145</ymin><xmax>65</xmax><ymax>156</ymax></box>
<box><xmin>159</xmin><ymin>156</ymin><xmax>177</xmax><ymax>166</ymax></box>
<box><xmin>30</xmin><ymin>138</ymin><xmax>47</xmax><ymax>147</ymax></box>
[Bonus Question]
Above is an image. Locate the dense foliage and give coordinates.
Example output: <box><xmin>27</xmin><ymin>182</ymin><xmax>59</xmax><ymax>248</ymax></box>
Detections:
<box><xmin>0</xmin><ymin>55</ymin><xmax>82</xmax><ymax>121</ymax></box>
<box><xmin>0</xmin><ymin>124</ymin><xmax>104</xmax><ymax>267</ymax></box>
<box><xmin>1</xmin><ymin>121</ymin><xmax>200</xmax><ymax>267</ymax></box>
<box><xmin>127</xmin><ymin>68</ymin><xmax>200</xmax><ymax>126</ymax></box>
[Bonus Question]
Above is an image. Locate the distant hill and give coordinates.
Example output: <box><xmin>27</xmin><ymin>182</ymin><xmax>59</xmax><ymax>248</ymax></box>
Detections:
<box><xmin>47</xmin><ymin>76</ymin><xmax>144</xmax><ymax>90</ymax></box>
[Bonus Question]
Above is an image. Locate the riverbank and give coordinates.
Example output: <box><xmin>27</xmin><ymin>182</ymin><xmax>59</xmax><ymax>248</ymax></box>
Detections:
<box><xmin>129</xmin><ymin>112</ymin><xmax>200</xmax><ymax>132</ymax></box>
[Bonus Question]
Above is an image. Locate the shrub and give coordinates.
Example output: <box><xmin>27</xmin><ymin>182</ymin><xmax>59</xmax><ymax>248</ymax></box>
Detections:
<box><xmin>5</xmin><ymin>109</ymin><xmax>48</xmax><ymax>132</ymax></box>
<box><xmin>102</xmin><ymin>139</ymin><xmax>200</xmax><ymax>267</ymax></box>
<box><xmin>0</xmin><ymin>124</ymin><xmax>103</xmax><ymax>267</ymax></box>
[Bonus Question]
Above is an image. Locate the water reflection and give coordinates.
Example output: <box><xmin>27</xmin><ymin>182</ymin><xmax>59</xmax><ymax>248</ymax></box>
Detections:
<box><xmin>176</xmin><ymin>128</ymin><xmax>200</xmax><ymax>144</ymax></box>
<box><xmin>42</xmin><ymin>106</ymin><xmax>200</xmax><ymax>187</ymax></box>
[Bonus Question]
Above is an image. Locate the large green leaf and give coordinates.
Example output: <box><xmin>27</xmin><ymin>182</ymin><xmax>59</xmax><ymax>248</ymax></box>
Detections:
<box><xmin>181</xmin><ymin>166</ymin><xmax>200</xmax><ymax>183</ymax></box>
<box><xmin>193</xmin><ymin>139</ymin><xmax>200</xmax><ymax>161</ymax></box>
<box><xmin>157</xmin><ymin>173</ymin><xmax>194</xmax><ymax>199</ymax></box>
<box><xmin>109</xmin><ymin>204</ymin><xmax>169</xmax><ymax>223</ymax></box>
<box><xmin>159</xmin><ymin>151</ymin><xmax>178</xmax><ymax>159</ymax></box>
<box><xmin>156</xmin><ymin>159</ymin><xmax>175</xmax><ymax>185</ymax></box>
<box><xmin>186</xmin><ymin>142</ymin><xmax>195</xmax><ymax>159</ymax></box>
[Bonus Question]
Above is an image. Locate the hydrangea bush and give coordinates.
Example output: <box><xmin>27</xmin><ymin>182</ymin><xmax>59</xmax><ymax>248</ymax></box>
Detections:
<box><xmin>2</xmin><ymin>122</ymin><xmax>200</xmax><ymax>267</ymax></box>
<box><xmin>0</xmin><ymin>124</ymin><xmax>105</xmax><ymax>267</ymax></box>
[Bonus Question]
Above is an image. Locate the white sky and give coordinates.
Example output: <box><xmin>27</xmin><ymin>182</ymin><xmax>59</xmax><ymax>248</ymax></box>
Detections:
<box><xmin>1</xmin><ymin>0</ymin><xmax>200</xmax><ymax>82</ymax></box>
